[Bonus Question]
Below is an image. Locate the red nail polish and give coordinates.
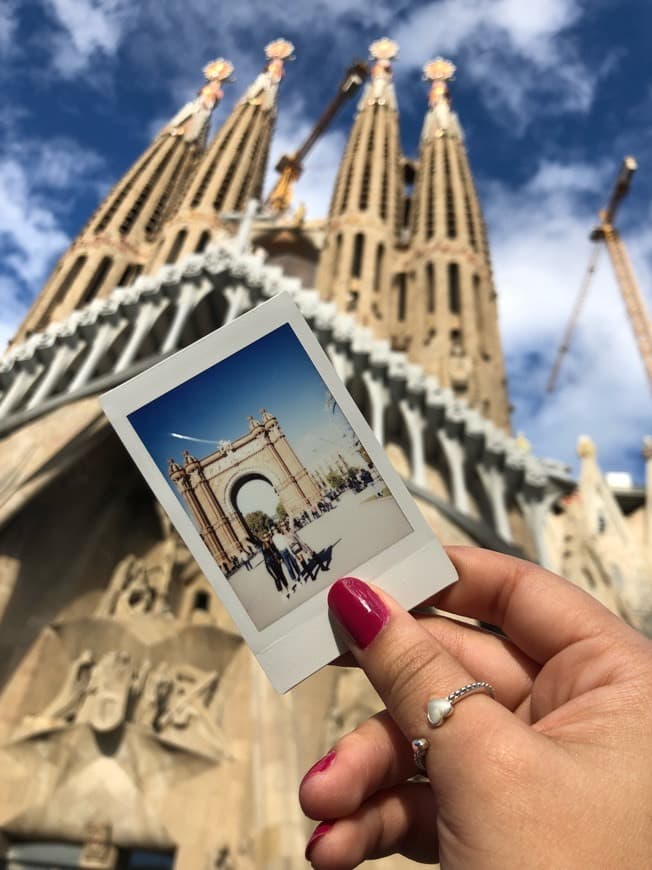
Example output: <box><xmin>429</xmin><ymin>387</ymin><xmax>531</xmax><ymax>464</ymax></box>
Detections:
<box><xmin>305</xmin><ymin>821</ymin><xmax>333</xmax><ymax>862</ymax></box>
<box><xmin>328</xmin><ymin>577</ymin><xmax>389</xmax><ymax>649</ymax></box>
<box><xmin>301</xmin><ymin>750</ymin><xmax>336</xmax><ymax>787</ymax></box>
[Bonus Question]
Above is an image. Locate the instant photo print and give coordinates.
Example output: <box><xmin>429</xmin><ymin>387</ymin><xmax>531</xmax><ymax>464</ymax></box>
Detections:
<box><xmin>100</xmin><ymin>293</ymin><xmax>457</xmax><ymax>692</ymax></box>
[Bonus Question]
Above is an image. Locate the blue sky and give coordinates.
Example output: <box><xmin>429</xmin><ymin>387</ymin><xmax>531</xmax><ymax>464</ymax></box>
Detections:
<box><xmin>128</xmin><ymin>325</ymin><xmax>367</xmax><ymax>512</ymax></box>
<box><xmin>1</xmin><ymin>0</ymin><xmax>651</xmax><ymax>482</ymax></box>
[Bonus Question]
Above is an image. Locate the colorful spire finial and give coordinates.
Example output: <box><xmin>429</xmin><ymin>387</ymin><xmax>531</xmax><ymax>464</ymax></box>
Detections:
<box><xmin>369</xmin><ymin>37</ymin><xmax>399</xmax><ymax>62</ymax></box>
<box><xmin>198</xmin><ymin>57</ymin><xmax>234</xmax><ymax>111</ymax></box>
<box><xmin>423</xmin><ymin>56</ymin><xmax>456</xmax><ymax>108</ymax></box>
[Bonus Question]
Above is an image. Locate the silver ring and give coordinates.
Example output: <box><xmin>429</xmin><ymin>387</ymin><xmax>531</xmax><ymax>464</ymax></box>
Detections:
<box><xmin>411</xmin><ymin>682</ymin><xmax>495</xmax><ymax>772</ymax></box>
<box><xmin>427</xmin><ymin>681</ymin><xmax>495</xmax><ymax>727</ymax></box>
<box><xmin>411</xmin><ymin>738</ymin><xmax>430</xmax><ymax>773</ymax></box>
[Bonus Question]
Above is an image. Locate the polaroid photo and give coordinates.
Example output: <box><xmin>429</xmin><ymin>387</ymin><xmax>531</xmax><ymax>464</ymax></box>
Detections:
<box><xmin>100</xmin><ymin>292</ymin><xmax>457</xmax><ymax>692</ymax></box>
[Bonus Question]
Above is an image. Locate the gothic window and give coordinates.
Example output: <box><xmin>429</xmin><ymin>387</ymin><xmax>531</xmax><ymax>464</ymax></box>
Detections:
<box><xmin>119</xmin><ymin>144</ymin><xmax>176</xmax><ymax>236</ymax></box>
<box><xmin>396</xmin><ymin>273</ymin><xmax>408</xmax><ymax>322</ymax></box>
<box><xmin>473</xmin><ymin>273</ymin><xmax>485</xmax><ymax>350</ymax></box>
<box><xmin>118</xmin><ymin>263</ymin><xmax>143</xmax><ymax>287</ymax></box>
<box><xmin>359</xmin><ymin>114</ymin><xmax>375</xmax><ymax>212</ymax></box>
<box><xmin>191</xmin><ymin>115</ymin><xmax>238</xmax><ymax>207</ymax></box>
<box><xmin>448</xmin><ymin>262</ymin><xmax>460</xmax><ymax>314</ymax></box>
<box><xmin>35</xmin><ymin>254</ymin><xmax>88</xmax><ymax>330</ymax></box>
<box><xmin>79</xmin><ymin>256</ymin><xmax>112</xmax><ymax>306</ymax></box>
<box><xmin>235</xmin><ymin>125</ymin><xmax>268</xmax><ymax>211</ymax></box>
<box><xmin>195</xmin><ymin>230</ymin><xmax>211</xmax><ymax>253</ymax></box>
<box><xmin>444</xmin><ymin>144</ymin><xmax>457</xmax><ymax>239</ymax></box>
<box><xmin>339</xmin><ymin>122</ymin><xmax>362</xmax><ymax>214</ymax></box>
<box><xmin>94</xmin><ymin>141</ymin><xmax>163</xmax><ymax>233</ymax></box>
<box><xmin>332</xmin><ymin>233</ymin><xmax>343</xmax><ymax>286</ymax></box>
<box><xmin>374</xmin><ymin>244</ymin><xmax>384</xmax><ymax>293</ymax></box>
<box><xmin>351</xmin><ymin>233</ymin><xmax>365</xmax><ymax>279</ymax></box>
<box><xmin>166</xmin><ymin>229</ymin><xmax>187</xmax><ymax>264</ymax></box>
<box><xmin>426</xmin><ymin>262</ymin><xmax>436</xmax><ymax>313</ymax></box>
<box><xmin>57</xmin><ymin>255</ymin><xmax>87</xmax><ymax>301</ymax></box>
<box><xmin>426</xmin><ymin>147</ymin><xmax>435</xmax><ymax>240</ymax></box>
<box><xmin>213</xmin><ymin>120</ymin><xmax>251</xmax><ymax>212</ymax></box>
<box><xmin>193</xmin><ymin>590</ymin><xmax>210</xmax><ymax>612</ymax></box>
<box><xmin>380</xmin><ymin>125</ymin><xmax>390</xmax><ymax>220</ymax></box>
<box><xmin>145</xmin><ymin>148</ymin><xmax>188</xmax><ymax>240</ymax></box>
<box><xmin>464</xmin><ymin>187</ymin><xmax>477</xmax><ymax>250</ymax></box>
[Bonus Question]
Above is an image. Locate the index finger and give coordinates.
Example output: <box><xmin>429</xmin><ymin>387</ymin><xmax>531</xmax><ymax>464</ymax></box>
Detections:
<box><xmin>435</xmin><ymin>547</ymin><xmax>628</xmax><ymax>664</ymax></box>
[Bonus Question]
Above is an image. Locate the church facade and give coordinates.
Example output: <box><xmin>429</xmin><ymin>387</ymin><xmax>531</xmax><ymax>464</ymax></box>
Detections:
<box><xmin>0</xmin><ymin>37</ymin><xmax>650</xmax><ymax>868</ymax></box>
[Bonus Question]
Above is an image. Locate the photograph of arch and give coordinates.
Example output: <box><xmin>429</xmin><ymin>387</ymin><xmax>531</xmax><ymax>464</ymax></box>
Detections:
<box><xmin>128</xmin><ymin>323</ymin><xmax>413</xmax><ymax>629</ymax></box>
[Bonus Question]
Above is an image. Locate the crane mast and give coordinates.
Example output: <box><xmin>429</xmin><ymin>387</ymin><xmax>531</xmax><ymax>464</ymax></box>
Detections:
<box><xmin>547</xmin><ymin>156</ymin><xmax>652</xmax><ymax>393</ymax></box>
<box><xmin>265</xmin><ymin>61</ymin><xmax>368</xmax><ymax>214</ymax></box>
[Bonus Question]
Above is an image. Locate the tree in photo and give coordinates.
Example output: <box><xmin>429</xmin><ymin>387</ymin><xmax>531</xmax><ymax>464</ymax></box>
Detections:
<box><xmin>276</xmin><ymin>501</ymin><xmax>288</xmax><ymax>523</ymax></box>
<box><xmin>326</xmin><ymin>471</ymin><xmax>345</xmax><ymax>490</ymax></box>
<box><xmin>245</xmin><ymin>510</ymin><xmax>274</xmax><ymax>540</ymax></box>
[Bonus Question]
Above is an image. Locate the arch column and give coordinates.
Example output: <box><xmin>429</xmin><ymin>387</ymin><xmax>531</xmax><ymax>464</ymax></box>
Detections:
<box><xmin>115</xmin><ymin>299</ymin><xmax>168</xmax><ymax>372</ymax></box>
<box><xmin>362</xmin><ymin>371</ymin><xmax>388</xmax><ymax>444</ymax></box>
<box><xmin>477</xmin><ymin>454</ymin><xmax>512</xmax><ymax>542</ymax></box>
<box><xmin>68</xmin><ymin>320</ymin><xmax>124</xmax><ymax>393</ymax></box>
<box><xmin>0</xmin><ymin>362</ymin><xmax>45</xmax><ymax>419</ymax></box>
<box><xmin>437</xmin><ymin>428</ymin><xmax>470</xmax><ymax>515</ymax></box>
<box><xmin>160</xmin><ymin>282</ymin><xmax>198</xmax><ymax>353</ymax></box>
<box><xmin>399</xmin><ymin>399</ymin><xmax>426</xmax><ymax>487</ymax></box>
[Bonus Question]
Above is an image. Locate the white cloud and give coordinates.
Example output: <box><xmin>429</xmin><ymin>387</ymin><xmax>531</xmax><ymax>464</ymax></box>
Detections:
<box><xmin>45</xmin><ymin>0</ymin><xmax>133</xmax><ymax>76</ymax></box>
<box><xmin>393</xmin><ymin>0</ymin><xmax>595</xmax><ymax>124</ymax></box>
<box><xmin>0</xmin><ymin>136</ymin><xmax>106</xmax><ymax>344</ymax></box>
<box><xmin>485</xmin><ymin>159</ymin><xmax>651</xmax><ymax>477</ymax></box>
<box><xmin>0</xmin><ymin>1</ymin><xmax>18</xmax><ymax>58</ymax></box>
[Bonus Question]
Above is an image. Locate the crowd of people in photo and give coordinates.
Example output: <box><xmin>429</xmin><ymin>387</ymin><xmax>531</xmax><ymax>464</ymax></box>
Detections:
<box><xmin>223</xmin><ymin>465</ymin><xmax>386</xmax><ymax>595</ymax></box>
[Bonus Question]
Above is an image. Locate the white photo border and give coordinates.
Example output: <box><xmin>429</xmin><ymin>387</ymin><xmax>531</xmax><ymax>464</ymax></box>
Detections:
<box><xmin>100</xmin><ymin>293</ymin><xmax>457</xmax><ymax>692</ymax></box>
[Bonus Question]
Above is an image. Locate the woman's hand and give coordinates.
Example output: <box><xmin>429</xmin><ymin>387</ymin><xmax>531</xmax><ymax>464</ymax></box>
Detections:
<box><xmin>299</xmin><ymin>546</ymin><xmax>652</xmax><ymax>869</ymax></box>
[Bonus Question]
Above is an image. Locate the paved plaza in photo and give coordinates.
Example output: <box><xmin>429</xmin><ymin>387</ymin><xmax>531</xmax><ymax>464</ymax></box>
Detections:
<box><xmin>228</xmin><ymin>489</ymin><xmax>411</xmax><ymax>629</ymax></box>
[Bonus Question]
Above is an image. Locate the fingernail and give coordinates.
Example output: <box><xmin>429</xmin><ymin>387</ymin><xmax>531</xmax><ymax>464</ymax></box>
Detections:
<box><xmin>328</xmin><ymin>577</ymin><xmax>389</xmax><ymax>649</ymax></box>
<box><xmin>301</xmin><ymin>750</ymin><xmax>336</xmax><ymax>787</ymax></box>
<box><xmin>305</xmin><ymin>821</ymin><xmax>333</xmax><ymax>862</ymax></box>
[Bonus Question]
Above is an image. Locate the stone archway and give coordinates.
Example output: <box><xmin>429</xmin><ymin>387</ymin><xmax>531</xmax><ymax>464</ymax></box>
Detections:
<box><xmin>169</xmin><ymin>410</ymin><xmax>322</xmax><ymax>571</ymax></box>
<box><xmin>229</xmin><ymin>471</ymin><xmax>281</xmax><ymax>546</ymax></box>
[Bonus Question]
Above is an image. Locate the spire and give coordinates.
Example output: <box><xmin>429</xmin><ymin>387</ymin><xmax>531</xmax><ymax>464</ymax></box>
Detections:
<box><xmin>399</xmin><ymin>58</ymin><xmax>510</xmax><ymax>430</ymax></box>
<box><xmin>14</xmin><ymin>59</ymin><xmax>233</xmax><ymax>343</ymax></box>
<box><xmin>315</xmin><ymin>38</ymin><xmax>403</xmax><ymax>328</ymax></box>
<box><xmin>147</xmin><ymin>40</ymin><xmax>295</xmax><ymax>272</ymax></box>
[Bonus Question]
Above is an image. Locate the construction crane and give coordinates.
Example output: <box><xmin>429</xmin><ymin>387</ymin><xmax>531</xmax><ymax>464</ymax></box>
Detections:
<box><xmin>265</xmin><ymin>61</ymin><xmax>368</xmax><ymax>214</ymax></box>
<box><xmin>546</xmin><ymin>156</ymin><xmax>652</xmax><ymax>393</ymax></box>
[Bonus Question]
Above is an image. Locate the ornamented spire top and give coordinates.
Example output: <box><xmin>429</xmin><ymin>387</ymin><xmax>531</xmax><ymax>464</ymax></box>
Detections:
<box><xmin>240</xmin><ymin>39</ymin><xmax>295</xmax><ymax>111</ymax></box>
<box><xmin>362</xmin><ymin>37</ymin><xmax>399</xmax><ymax>109</ymax></box>
<box><xmin>165</xmin><ymin>57</ymin><xmax>234</xmax><ymax>143</ymax></box>
<box><xmin>421</xmin><ymin>56</ymin><xmax>461</xmax><ymax>140</ymax></box>
<box><xmin>423</xmin><ymin>56</ymin><xmax>456</xmax><ymax>107</ymax></box>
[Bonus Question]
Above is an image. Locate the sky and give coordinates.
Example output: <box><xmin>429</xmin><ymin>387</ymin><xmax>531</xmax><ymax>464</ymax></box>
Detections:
<box><xmin>1</xmin><ymin>0</ymin><xmax>651</xmax><ymax>482</ymax></box>
<box><xmin>128</xmin><ymin>324</ymin><xmax>370</xmax><ymax>515</ymax></box>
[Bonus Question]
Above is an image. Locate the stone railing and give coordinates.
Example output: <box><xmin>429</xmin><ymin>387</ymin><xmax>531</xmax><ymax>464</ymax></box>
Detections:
<box><xmin>0</xmin><ymin>237</ymin><xmax>575</xmax><ymax>565</ymax></box>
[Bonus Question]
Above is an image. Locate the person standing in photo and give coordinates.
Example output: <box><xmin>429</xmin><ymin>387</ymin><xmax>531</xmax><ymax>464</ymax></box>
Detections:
<box><xmin>260</xmin><ymin>533</ymin><xmax>288</xmax><ymax>595</ymax></box>
<box><xmin>272</xmin><ymin>527</ymin><xmax>301</xmax><ymax>584</ymax></box>
<box><xmin>286</xmin><ymin>519</ymin><xmax>315</xmax><ymax>582</ymax></box>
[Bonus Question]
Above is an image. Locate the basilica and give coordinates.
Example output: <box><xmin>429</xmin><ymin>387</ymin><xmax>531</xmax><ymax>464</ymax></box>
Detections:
<box><xmin>0</xmin><ymin>37</ymin><xmax>649</xmax><ymax>869</ymax></box>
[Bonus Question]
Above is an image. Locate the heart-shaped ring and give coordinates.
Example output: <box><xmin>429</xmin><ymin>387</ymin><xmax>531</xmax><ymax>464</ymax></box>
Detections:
<box><xmin>427</xmin><ymin>697</ymin><xmax>454</xmax><ymax>727</ymax></box>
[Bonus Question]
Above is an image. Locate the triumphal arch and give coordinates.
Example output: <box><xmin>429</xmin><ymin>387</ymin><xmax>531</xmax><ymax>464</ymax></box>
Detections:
<box><xmin>169</xmin><ymin>409</ymin><xmax>322</xmax><ymax>571</ymax></box>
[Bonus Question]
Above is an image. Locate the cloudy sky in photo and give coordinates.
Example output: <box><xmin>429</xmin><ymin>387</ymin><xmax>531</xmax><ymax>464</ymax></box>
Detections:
<box><xmin>1</xmin><ymin>0</ymin><xmax>651</xmax><ymax>481</ymax></box>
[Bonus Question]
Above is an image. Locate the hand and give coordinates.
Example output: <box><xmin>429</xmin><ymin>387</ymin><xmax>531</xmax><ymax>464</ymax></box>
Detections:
<box><xmin>299</xmin><ymin>546</ymin><xmax>652</xmax><ymax>869</ymax></box>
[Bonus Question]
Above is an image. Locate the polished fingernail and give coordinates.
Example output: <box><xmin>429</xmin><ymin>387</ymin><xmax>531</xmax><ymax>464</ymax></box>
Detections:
<box><xmin>328</xmin><ymin>577</ymin><xmax>389</xmax><ymax>649</ymax></box>
<box><xmin>305</xmin><ymin>821</ymin><xmax>333</xmax><ymax>862</ymax></box>
<box><xmin>301</xmin><ymin>750</ymin><xmax>336</xmax><ymax>787</ymax></box>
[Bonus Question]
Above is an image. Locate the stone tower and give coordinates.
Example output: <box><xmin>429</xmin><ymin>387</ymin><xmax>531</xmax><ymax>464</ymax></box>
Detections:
<box><xmin>147</xmin><ymin>39</ymin><xmax>295</xmax><ymax>272</ymax></box>
<box><xmin>13</xmin><ymin>59</ymin><xmax>234</xmax><ymax>345</ymax></box>
<box><xmin>404</xmin><ymin>58</ymin><xmax>510</xmax><ymax>429</ymax></box>
<box><xmin>315</xmin><ymin>37</ymin><xmax>403</xmax><ymax>327</ymax></box>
